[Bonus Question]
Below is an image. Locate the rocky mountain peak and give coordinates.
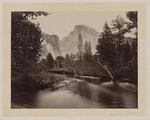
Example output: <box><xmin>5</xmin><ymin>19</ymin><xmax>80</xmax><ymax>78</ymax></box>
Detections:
<box><xmin>60</xmin><ymin>25</ymin><xmax>99</xmax><ymax>56</ymax></box>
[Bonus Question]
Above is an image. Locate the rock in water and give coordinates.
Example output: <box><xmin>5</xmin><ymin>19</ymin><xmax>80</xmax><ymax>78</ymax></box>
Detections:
<box><xmin>119</xmin><ymin>82</ymin><xmax>137</xmax><ymax>92</ymax></box>
<box><xmin>101</xmin><ymin>81</ymin><xmax>137</xmax><ymax>92</ymax></box>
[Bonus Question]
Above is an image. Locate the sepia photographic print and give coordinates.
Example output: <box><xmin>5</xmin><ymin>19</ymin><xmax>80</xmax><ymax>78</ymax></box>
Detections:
<box><xmin>2</xmin><ymin>2</ymin><xmax>148</xmax><ymax>117</ymax></box>
<box><xmin>11</xmin><ymin>11</ymin><xmax>138</xmax><ymax>109</ymax></box>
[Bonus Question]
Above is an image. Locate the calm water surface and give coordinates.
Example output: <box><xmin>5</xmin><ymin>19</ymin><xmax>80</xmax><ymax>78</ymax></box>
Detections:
<box><xmin>12</xmin><ymin>78</ymin><xmax>137</xmax><ymax>108</ymax></box>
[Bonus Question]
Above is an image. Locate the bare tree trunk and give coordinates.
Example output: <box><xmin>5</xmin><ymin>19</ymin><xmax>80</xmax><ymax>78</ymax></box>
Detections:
<box><xmin>97</xmin><ymin>57</ymin><xmax>116</xmax><ymax>83</ymax></box>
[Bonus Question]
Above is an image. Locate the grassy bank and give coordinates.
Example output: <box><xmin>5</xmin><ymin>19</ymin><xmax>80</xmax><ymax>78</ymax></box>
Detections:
<box><xmin>11</xmin><ymin>72</ymin><xmax>67</xmax><ymax>92</ymax></box>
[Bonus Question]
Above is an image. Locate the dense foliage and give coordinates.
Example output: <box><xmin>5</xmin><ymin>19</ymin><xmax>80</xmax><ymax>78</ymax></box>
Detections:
<box><xmin>96</xmin><ymin>11</ymin><xmax>137</xmax><ymax>84</ymax></box>
<box><xmin>11</xmin><ymin>12</ymin><xmax>49</xmax><ymax>84</ymax></box>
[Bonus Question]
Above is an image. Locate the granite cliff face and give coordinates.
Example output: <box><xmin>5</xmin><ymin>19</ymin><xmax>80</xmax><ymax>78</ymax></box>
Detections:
<box><xmin>60</xmin><ymin>25</ymin><xmax>99</xmax><ymax>56</ymax></box>
<box><xmin>41</xmin><ymin>33</ymin><xmax>61</xmax><ymax>59</ymax></box>
<box><xmin>40</xmin><ymin>25</ymin><xmax>99</xmax><ymax>59</ymax></box>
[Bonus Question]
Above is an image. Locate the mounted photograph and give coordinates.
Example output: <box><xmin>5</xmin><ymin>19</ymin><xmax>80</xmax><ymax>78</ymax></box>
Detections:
<box><xmin>11</xmin><ymin>11</ymin><xmax>138</xmax><ymax>108</ymax></box>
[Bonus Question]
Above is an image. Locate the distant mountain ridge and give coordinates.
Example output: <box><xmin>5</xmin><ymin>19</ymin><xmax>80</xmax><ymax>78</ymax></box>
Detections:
<box><xmin>40</xmin><ymin>25</ymin><xmax>134</xmax><ymax>60</ymax></box>
<box><xmin>60</xmin><ymin>25</ymin><xmax>99</xmax><ymax>56</ymax></box>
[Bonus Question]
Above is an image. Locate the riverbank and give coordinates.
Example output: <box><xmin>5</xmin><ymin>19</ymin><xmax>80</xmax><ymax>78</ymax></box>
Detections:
<box><xmin>12</xmin><ymin>71</ymin><xmax>136</xmax><ymax>93</ymax></box>
<box><xmin>12</xmin><ymin>72</ymin><xmax>67</xmax><ymax>91</ymax></box>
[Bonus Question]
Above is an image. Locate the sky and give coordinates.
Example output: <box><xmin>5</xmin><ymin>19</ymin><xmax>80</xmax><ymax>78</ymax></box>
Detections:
<box><xmin>33</xmin><ymin>11</ymin><xmax>132</xmax><ymax>39</ymax></box>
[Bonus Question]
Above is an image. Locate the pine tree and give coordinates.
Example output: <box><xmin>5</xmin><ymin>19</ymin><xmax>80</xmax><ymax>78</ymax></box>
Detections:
<box><xmin>126</xmin><ymin>11</ymin><xmax>137</xmax><ymax>30</ymax></box>
<box><xmin>96</xmin><ymin>21</ymin><xmax>116</xmax><ymax>68</ymax></box>
<box><xmin>83</xmin><ymin>41</ymin><xmax>93</xmax><ymax>63</ymax></box>
<box><xmin>112</xmin><ymin>15</ymin><xmax>126</xmax><ymax>69</ymax></box>
<box><xmin>126</xmin><ymin>11</ymin><xmax>138</xmax><ymax>53</ymax></box>
<box><xmin>55</xmin><ymin>56</ymin><xmax>65</xmax><ymax>68</ymax></box>
<box><xmin>65</xmin><ymin>54</ymin><xmax>71</xmax><ymax>66</ymax></box>
<box><xmin>83</xmin><ymin>41</ymin><xmax>89</xmax><ymax>62</ymax></box>
<box><xmin>47</xmin><ymin>53</ymin><xmax>55</xmax><ymax>69</ymax></box>
<box><xmin>77</xmin><ymin>34</ymin><xmax>84</xmax><ymax>62</ymax></box>
<box><xmin>88</xmin><ymin>42</ymin><xmax>92</xmax><ymax>62</ymax></box>
<box><xmin>126</xmin><ymin>11</ymin><xmax>138</xmax><ymax>84</ymax></box>
<box><xmin>84</xmin><ymin>41</ymin><xmax>88</xmax><ymax>53</ymax></box>
<box><xmin>120</xmin><ymin>41</ymin><xmax>131</xmax><ymax>66</ymax></box>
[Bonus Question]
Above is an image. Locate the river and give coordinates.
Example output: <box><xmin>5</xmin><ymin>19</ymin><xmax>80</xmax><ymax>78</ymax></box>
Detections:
<box><xmin>12</xmin><ymin>77</ymin><xmax>137</xmax><ymax>108</ymax></box>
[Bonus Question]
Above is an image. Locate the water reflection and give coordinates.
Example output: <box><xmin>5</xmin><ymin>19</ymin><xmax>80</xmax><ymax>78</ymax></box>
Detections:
<box><xmin>36</xmin><ymin>89</ymin><xmax>101</xmax><ymax>108</ymax></box>
<box><xmin>12</xmin><ymin>79</ymin><xmax>137</xmax><ymax>108</ymax></box>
